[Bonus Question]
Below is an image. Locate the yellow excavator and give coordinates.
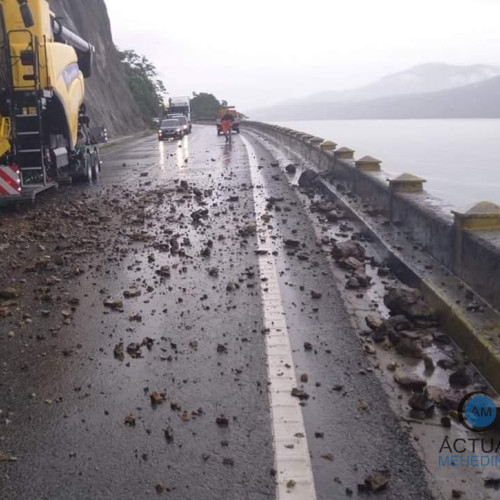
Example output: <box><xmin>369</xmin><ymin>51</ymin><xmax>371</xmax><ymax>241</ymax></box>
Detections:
<box><xmin>0</xmin><ymin>0</ymin><xmax>100</xmax><ymax>202</ymax></box>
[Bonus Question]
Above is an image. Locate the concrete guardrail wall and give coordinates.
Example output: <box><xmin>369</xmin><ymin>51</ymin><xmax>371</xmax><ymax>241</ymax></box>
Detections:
<box><xmin>242</xmin><ymin>120</ymin><xmax>500</xmax><ymax>312</ymax></box>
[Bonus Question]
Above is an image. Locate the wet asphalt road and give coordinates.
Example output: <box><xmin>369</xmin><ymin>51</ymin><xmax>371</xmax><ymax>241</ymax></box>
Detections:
<box><xmin>0</xmin><ymin>125</ymin><xmax>433</xmax><ymax>499</ymax></box>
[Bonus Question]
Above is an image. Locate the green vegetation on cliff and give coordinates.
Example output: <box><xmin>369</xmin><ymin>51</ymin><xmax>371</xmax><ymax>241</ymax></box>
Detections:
<box><xmin>190</xmin><ymin>92</ymin><xmax>247</xmax><ymax>120</ymax></box>
<box><xmin>190</xmin><ymin>92</ymin><xmax>226</xmax><ymax>120</ymax></box>
<box><xmin>119</xmin><ymin>49</ymin><xmax>166</xmax><ymax>123</ymax></box>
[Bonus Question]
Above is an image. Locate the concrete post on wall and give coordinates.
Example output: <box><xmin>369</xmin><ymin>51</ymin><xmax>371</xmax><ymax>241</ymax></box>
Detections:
<box><xmin>355</xmin><ymin>155</ymin><xmax>382</xmax><ymax>171</ymax></box>
<box><xmin>309</xmin><ymin>136</ymin><xmax>324</xmax><ymax>162</ymax></box>
<box><xmin>309</xmin><ymin>137</ymin><xmax>323</xmax><ymax>145</ymax></box>
<box><xmin>335</xmin><ymin>147</ymin><xmax>355</xmax><ymax>160</ymax></box>
<box><xmin>452</xmin><ymin>202</ymin><xmax>500</xmax><ymax>272</ymax></box>
<box><xmin>320</xmin><ymin>140</ymin><xmax>337</xmax><ymax>152</ymax></box>
<box><xmin>299</xmin><ymin>134</ymin><xmax>315</xmax><ymax>144</ymax></box>
<box><xmin>309</xmin><ymin>136</ymin><xmax>325</xmax><ymax>147</ymax></box>
<box><xmin>319</xmin><ymin>140</ymin><xmax>337</xmax><ymax>172</ymax></box>
<box><xmin>354</xmin><ymin>155</ymin><xmax>382</xmax><ymax>194</ymax></box>
<box><xmin>282</xmin><ymin>128</ymin><xmax>292</xmax><ymax>149</ymax></box>
<box><xmin>298</xmin><ymin>134</ymin><xmax>314</xmax><ymax>161</ymax></box>
<box><xmin>331</xmin><ymin>147</ymin><xmax>354</xmax><ymax>180</ymax></box>
<box><xmin>388</xmin><ymin>173</ymin><xmax>426</xmax><ymax>222</ymax></box>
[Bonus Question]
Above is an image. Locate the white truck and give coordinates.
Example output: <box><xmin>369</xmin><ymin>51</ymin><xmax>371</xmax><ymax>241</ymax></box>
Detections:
<box><xmin>165</xmin><ymin>97</ymin><xmax>192</xmax><ymax>134</ymax></box>
<box><xmin>168</xmin><ymin>96</ymin><xmax>191</xmax><ymax>123</ymax></box>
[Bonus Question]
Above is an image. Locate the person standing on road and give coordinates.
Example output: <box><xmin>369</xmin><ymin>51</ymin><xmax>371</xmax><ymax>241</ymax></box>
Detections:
<box><xmin>221</xmin><ymin>112</ymin><xmax>234</xmax><ymax>143</ymax></box>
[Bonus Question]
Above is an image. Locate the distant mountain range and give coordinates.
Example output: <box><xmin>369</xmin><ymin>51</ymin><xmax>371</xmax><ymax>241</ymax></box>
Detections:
<box><xmin>250</xmin><ymin>63</ymin><xmax>500</xmax><ymax>120</ymax></box>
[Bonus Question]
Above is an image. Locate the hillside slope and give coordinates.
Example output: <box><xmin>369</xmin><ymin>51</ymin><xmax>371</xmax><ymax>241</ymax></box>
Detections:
<box><xmin>49</xmin><ymin>0</ymin><xmax>145</xmax><ymax>137</ymax></box>
<box><xmin>303</xmin><ymin>63</ymin><xmax>500</xmax><ymax>104</ymax></box>
<box><xmin>251</xmin><ymin>74</ymin><xmax>500</xmax><ymax>121</ymax></box>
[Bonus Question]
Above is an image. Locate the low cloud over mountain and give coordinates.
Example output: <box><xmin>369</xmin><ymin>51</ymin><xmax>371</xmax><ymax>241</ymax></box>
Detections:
<box><xmin>250</xmin><ymin>63</ymin><xmax>500</xmax><ymax>120</ymax></box>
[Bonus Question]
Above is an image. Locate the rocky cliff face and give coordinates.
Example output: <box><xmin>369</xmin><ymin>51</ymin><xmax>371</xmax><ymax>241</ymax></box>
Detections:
<box><xmin>48</xmin><ymin>0</ymin><xmax>145</xmax><ymax>137</ymax></box>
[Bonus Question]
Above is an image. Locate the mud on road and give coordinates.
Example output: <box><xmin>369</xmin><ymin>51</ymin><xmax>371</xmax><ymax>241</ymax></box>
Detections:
<box><xmin>0</xmin><ymin>125</ymin><xmax>497</xmax><ymax>499</ymax></box>
<box><xmin>0</xmin><ymin>128</ymin><xmax>274</xmax><ymax>499</ymax></box>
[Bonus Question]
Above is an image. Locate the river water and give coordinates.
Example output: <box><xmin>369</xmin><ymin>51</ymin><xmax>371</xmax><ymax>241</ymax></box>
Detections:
<box><xmin>273</xmin><ymin>119</ymin><xmax>500</xmax><ymax>211</ymax></box>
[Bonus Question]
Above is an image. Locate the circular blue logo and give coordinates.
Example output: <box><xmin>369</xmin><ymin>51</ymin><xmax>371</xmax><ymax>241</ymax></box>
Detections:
<box><xmin>459</xmin><ymin>392</ymin><xmax>497</xmax><ymax>431</ymax></box>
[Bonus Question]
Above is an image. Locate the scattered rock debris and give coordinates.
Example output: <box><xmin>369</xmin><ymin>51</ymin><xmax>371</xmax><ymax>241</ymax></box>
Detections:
<box><xmin>113</xmin><ymin>342</ymin><xmax>124</xmax><ymax>361</ymax></box>
<box><xmin>291</xmin><ymin>388</ymin><xmax>309</xmax><ymax>400</ymax></box>
<box><xmin>0</xmin><ymin>134</ymin><xmax>491</xmax><ymax>499</ymax></box>
<box><xmin>150</xmin><ymin>392</ymin><xmax>164</xmax><ymax>405</ymax></box>
<box><xmin>359</xmin><ymin>470</ymin><xmax>390</xmax><ymax>493</ymax></box>
<box><xmin>124</xmin><ymin>415</ymin><xmax>136</xmax><ymax>426</ymax></box>
<box><xmin>216</xmin><ymin>415</ymin><xmax>229</xmax><ymax>427</ymax></box>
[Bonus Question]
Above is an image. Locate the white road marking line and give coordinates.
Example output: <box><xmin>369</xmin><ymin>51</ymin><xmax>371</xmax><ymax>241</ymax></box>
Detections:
<box><xmin>241</xmin><ymin>136</ymin><xmax>316</xmax><ymax>500</ymax></box>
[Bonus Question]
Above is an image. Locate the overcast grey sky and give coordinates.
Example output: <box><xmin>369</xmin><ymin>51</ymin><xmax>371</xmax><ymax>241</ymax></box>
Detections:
<box><xmin>104</xmin><ymin>0</ymin><xmax>500</xmax><ymax>111</ymax></box>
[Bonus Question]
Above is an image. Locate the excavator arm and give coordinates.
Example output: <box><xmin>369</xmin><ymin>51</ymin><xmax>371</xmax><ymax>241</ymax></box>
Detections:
<box><xmin>51</xmin><ymin>15</ymin><xmax>94</xmax><ymax>78</ymax></box>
